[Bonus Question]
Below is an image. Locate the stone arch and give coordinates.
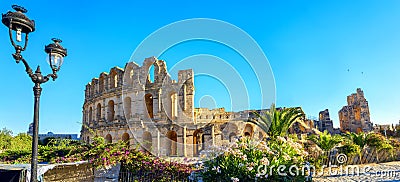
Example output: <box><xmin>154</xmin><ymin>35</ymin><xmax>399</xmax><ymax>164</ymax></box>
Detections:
<box><xmin>142</xmin><ymin>57</ymin><xmax>158</xmax><ymax>84</ymax></box>
<box><xmin>110</xmin><ymin>69</ymin><xmax>118</xmax><ymax>88</ymax></box>
<box><xmin>142</xmin><ymin>131</ymin><xmax>152</xmax><ymax>152</ymax></box>
<box><xmin>222</xmin><ymin>122</ymin><xmax>239</xmax><ymax>141</ymax></box>
<box><xmin>166</xmin><ymin>130</ymin><xmax>178</xmax><ymax>156</ymax></box>
<box><xmin>243</xmin><ymin>124</ymin><xmax>254</xmax><ymax>137</ymax></box>
<box><xmin>122</xmin><ymin>132</ymin><xmax>130</xmax><ymax>145</ymax></box>
<box><xmin>107</xmin><ymin>100</ymin><xmax>115</xmax><ymax>121</ymax></box>
<box><xmin>123</xmin><ymin>63</ymin><xmax>135</xmax><ymax>87</ymax></box>
<box><xmin>91</xmin><ymin>79</ymin><xmax>97</xmax><ymax>95</ymax></box>
<box><xmin>145</xmin><ymin>93</ymin><xmax>154</xmax><ymax>118</ymax></box>
<box><xmin>96</xmin><ymin>103</ymin><xmax>102</xmax><ymax>121</ymax></box>
<box><xmin>99</xmin><ymin>73</ymin><xmax>107</xmax><ymax>93</ymax></box>
<box><xmin>193</xmin><ymin>129</ymin><xmax>204</xmax><ymax>156</ymax></box>
<box><xmin>124</xmin><ymin>97</ymin><xmax>132</xmax><ymax>120</ymax></box>
<box><xmin>105</xmin><ymin>134</ymin><xmax>112</xmax><ymax>143</ymax></box>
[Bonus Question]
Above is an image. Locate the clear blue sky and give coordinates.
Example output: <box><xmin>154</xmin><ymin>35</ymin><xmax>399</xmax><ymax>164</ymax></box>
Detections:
<box><xmin>0</xmin><ymin>0</ymin><xmax>399</xmax><ymax>135</ymax></box>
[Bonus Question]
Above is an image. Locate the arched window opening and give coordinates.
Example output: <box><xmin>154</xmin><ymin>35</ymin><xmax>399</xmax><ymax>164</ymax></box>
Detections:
<box><xmin>193</xmin><ymin>129</ymin><xmax>204</xmax><ymax>156</ymax></box>
<box><xmin>167</xmin><ymin>131</ymin><xmax>178</xmax><ymax>156</ymax></box>
<box><xmin>105</xmin><ymin>134</ymin><xmax>112</xmax><ymax>143</ymax></box>
<box><xmin>124</xmin><ymin>97</ymin><xmax>132</xmax><ymax>120</ymax></box>
<box><xmin>107</xmin><ymin>100</ymin><xmax>115</xmax><ymax>121</ymax></box>
<box><xmin>145</xmin><ymin>94</ymin><xmax>154</xmax><ymax>118</ymax></box>
<box><xmin>114</xmin><ymin>74</ymin><xmax>118</xmax><ymax>88</ymax></box>
<box><xmin>243</xmin><ymin>124</ymin><xmax>253</xmax><ymax>138</ymax></box>
<box><xmin>99</xmin><ymin>76</ymin><xmax>105</xmax><ymax>93</ymax></box>
<box><xmin>142</xmin><ymin>131</ymin><xmax>152</xmax><ymax>153</ymax></box>
<box><xmin>96</xmin><ymin>103</ymin><xmax>102</xmax><ymax>121</ymax></box>
<box><xmin>122</xmin><ymin>133</ymin><xmax>130</xmax><ymax>145</ymax></box>
<box><xmin>88</xmin><ymin>107</ymin><xmax>92</xmax><ymax>124</ymax></box>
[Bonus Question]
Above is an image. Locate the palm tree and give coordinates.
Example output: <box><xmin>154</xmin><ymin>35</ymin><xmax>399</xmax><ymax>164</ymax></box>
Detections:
<box><xmin>309</xmin><ymin>130</ymin><xmax>343</xmax><ymax>153</ymax></box>
<box><xmin>247</xmin><ymin>104</ymin><xmax>305</xmax><ymax>138</ymax></box>
<box><xmin>308</xmin><ymin>131</ymin><xmax>343</xmax><ymax>165</ymax></box>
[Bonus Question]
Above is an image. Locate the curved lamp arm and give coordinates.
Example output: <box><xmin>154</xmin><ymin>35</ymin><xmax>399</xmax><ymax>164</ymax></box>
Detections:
<box><xmin>18</xmin><ymin>54</ymin><xmax>57</xmax><ymax>84</ymax></box>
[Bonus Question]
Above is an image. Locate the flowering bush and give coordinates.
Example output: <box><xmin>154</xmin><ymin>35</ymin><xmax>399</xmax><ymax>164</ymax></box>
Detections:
<box><xmin>0</xmin><ymin>135</ymin><xmax>194</xmax><ymax>181</ymax></box>
<box><xmin>200</xmin><ymin>137</ymin><xmax>308</xmax><ymax>182</ymax></box>
<box><xmin>67</xmin><ymin>135</ymin><xmax>194</xmax><ymax>181</ymax></box>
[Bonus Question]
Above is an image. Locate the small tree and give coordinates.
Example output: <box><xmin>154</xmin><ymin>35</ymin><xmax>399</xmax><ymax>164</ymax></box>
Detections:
<box><xmin>0</xmin><ymin>128</ymin><xmax>12</xmax><ymax>152</ymax></box>
<box><xmin>309</xmin><ymin>131</ymin><xmax>343</xmax><ymax>152</ymax></box>
<box><xmin>9</xmin><ymin>133</ymin><xmax>31</xmax><ymax>151</ymax></box>
<box><xmin>308</xmin><ymin>131</ymin><xmax>342</xmax><ymax>166</ymax></box>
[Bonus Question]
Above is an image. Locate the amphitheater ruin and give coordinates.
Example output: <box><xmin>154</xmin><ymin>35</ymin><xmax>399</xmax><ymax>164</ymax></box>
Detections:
<box><xmin>80</xmin><ymin>57</ymin><xmax>264</xmax><ymax>157</ymax></box>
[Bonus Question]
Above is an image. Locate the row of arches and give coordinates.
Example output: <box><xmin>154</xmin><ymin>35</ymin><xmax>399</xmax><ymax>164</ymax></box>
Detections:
<box><xmin>86</xmin><ymin>91</ymin><xmax>180</xmax><ymax>123</ymax></box>
<box><xmin>198</xmin><ymin>114</ymin><xmax>234</xmax><ymax>120</ymax></box>
<box><xmin>140</xmin><ymin>131</ymin><xmax>178</xmax><ymax>156</ymax></box>
<box><xmin>86</xmin><ymin>67</ymin><xmax>123</xmax><ymax>98</ymax></box>
<box><xmin>144</xmin><ymin>92</ymin><xmax>178</xmax><ymax>120</ymax></box>
<box><xmin>87</xmin><ymin>100</ymin><xmax>116</xmax><ymax>123</ymax></box>
<box><xmin>104</xmin><ymin>133</ymin><xmax>130</xmax><ymax>144</ymax></box>
<box><xmin>98</xmin><ymin>124</ymin><xmax>259</xmax><ymax>157</ymax></box>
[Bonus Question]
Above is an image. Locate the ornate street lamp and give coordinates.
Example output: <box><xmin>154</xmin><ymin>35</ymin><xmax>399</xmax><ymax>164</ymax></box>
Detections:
<box><xmin>2</xmin><ymin>5</ymin><xmax>67</xmax><ymax>182</ymax></box>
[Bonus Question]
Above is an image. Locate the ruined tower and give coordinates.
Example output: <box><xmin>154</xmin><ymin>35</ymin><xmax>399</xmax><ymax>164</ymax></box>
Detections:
<box><xmin>338</xmin><ymin>88</ymin><xmax>372</xmax><ymax>133</ymax></box>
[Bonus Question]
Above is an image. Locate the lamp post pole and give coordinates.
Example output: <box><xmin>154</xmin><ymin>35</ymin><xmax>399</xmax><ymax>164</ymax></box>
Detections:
<box><xmin>1</xmin><ymin>5</ymin><xmax>68</xmax><ymax>182</ymax></box>
<box><xmin>32</xmin><ymin>83</ymin><xmax>41</xmax><ymax>181</ymax></box>
<box><xmin>31</xmin><ymin>71</ymin><xmax>45</xmax><ymax>182</ymax></box>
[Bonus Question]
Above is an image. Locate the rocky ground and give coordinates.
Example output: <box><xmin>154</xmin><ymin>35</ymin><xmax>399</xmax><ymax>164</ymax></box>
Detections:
<box><xmin>313</xmin><ymin>161</ymin><xmax>400</xmax><ymax>182</ymax></box>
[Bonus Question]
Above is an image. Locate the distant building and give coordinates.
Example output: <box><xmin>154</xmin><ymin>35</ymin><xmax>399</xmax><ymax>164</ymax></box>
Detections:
<box><xmin>373</xmin><ymin>124</ymin><xmax>394</xmax><ymax>132</ymax></box>
<box><xmin>374</xmin><ymin>124</ymin><xmax>395</xmax><ymax>136</ymax></box>
<box><xmin>37</xmin><ymin>132</ymin><xmax>79</xmax><ymax>142</ymax></box>
<box><xmin>338</xmin><ymin>88</ymin><xmax>373</xmax><ymax>133</ymax></box>
<box><xmin>27</xmin><ymin>123</ymin><xmax>79</xmax><ymax>142</ymax></box>
<box><xmin>332</xmin><ymin>128</ymin><xmax>341</xmax><ymax>135</ymax></box>
<box><xmin>314</xmin><ymin>109</ymin><xmax>334</xmax><ymax>134</ymax></box>
<box><xmin>27</xmin><ymin>122</ymin><xmax>33</xmax><ymax>135</ymax></box>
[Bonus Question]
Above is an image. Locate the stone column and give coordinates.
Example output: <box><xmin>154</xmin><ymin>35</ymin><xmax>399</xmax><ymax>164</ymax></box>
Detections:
<box><xmin>183</xmin><ymin>126</ymin><xmax>187</xmax><ymax>157</ymax></box>
<box><xmin>158</xmin><ymin>89</ymin><xmax>162</xmax><ymax>113</ymax></box>
<box><xmin>157</xmin><ymin>130</ymin><xmax>161</xmax><ymax>157</ymax></box>
<box><xmin>182</xmin><ymin>84</ymin><xmax>186</xmax><ymax>111</ymax></box>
